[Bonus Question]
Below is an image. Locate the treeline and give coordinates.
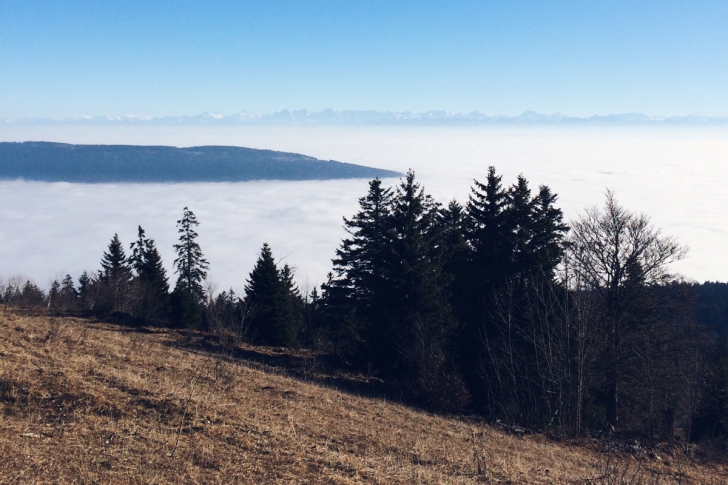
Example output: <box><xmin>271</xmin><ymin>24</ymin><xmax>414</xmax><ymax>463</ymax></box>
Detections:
<box><xmin>3</xmin><ymin>168</ymin><xmax>728</xmax><ymax>450</ymax></box>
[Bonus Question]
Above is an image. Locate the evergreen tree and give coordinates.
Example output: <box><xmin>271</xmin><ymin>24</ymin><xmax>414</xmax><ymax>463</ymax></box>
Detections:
<box><xmin>326</xmin><ymin>178</ymin><xmax>394</xmax><ymax>361</ymax></box>
<box><xmin>456</xmin><ymin>167</ymin><xmax>511</xmax><ymax>398</ymax></box>
<box><xmin>280</xmin><ymin>263</ymin><xmax>304</xmax><ymax>337</ymax></box>
<box><xmin>171</xmin><ymin>208</ymin><xmax>209</xmax><ymax>327</ymax></box>
<box><xmin>173</xmin><ymin>207</ymin><xmax>209</xmax><ymax>301</ymax></box>
<box><xmin>19</xmin><ymin>280</ymin><xmax>45</xmax><ymax>308</ymax></box>
<box><xmin>77</xmin><ymin>271</ymin><xmax>92</xmax><ymax>310</ymax></box>
<box><xmin>48</xmin><ymin>279</ymin><xmax>61</xmax><ymax>310</ymax></box>
<box><xmin>530</xmin><ymin>185</ymin><xmax>569</xmax><ymax>274</ymax></box>
<box><xmin>439</xmin><ymin>200</ymin><xmax>470</xmax><ymax>323</ymax></box>
<box><xmin>59</xmin><ymin>274</ymin><xmax>78</xmax><ymax>309</ymax></box>
<box><xmin>143</xmin><ymin>239</ymin><xmax>170</xmax><ymax>299</ymax></box>
<box><xmin>302</xmin><ymin>287</ymin><xmax>322</xmax><ymax>348</ymax></box>
<box><xmin>330</xmin><ymin>178</ymin><xmax>394</xmax><ymax>309</ymax></box>
<box><xmin>379</xmin><ymin>171</ymin><xmax>454</xmax><ymax>365</ymax></box>
<box><xmin>98</xmin><ymin>234</ymin><xmax>132</xmax><ymax>313</ymax></box>
<box><xmin>466</xmin><ymin>166</ymin><xmax>510</xmax><ymax>292</ymax></box>
<box><xmin>503</xmin><ymin>174</ymin><xmax>536</xmax><ymax>279</ymax></box>
<box><xmin>280</xmin><ymin>264</ymin><xmax>300</xmax><ymax>300</ymax></box>
<box><xmin>244</xmin><ymin>243</ymin><xmax>297</xmax><ymax>347</ymax></box>
<box><xmin>130</xmin><ymin>226</ymin><xmax>170</xmax><ymax>321</ymax></box>
<box><xmin>328</xmin><ymin>171</ymin><xmax>463</xmax><ymax>408</ymax></box>
<box><xmin>128</xmin><ymin>225</ymin><xmax>149</xmax><ymax>276</ymax></box>
<box><xmin>100</xmin><ymin>234</ymin><xmax>131</xmax><ymax>282</ymax></box>
<box><xmin>459</xmin><ymin>168</ymin><xmax>570</xmax><ymax>415</ymax></box>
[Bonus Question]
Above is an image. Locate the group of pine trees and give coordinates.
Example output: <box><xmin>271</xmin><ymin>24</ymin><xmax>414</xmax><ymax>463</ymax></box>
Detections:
<box><xmin>317</xmin><ymin>169</ymin><xmax>571</xmax><ymax>413</ymax></box>
<box><xmin>3</xmin><ymin>168</ymin><xmax>728</xmax><ymax>449</ymax></box>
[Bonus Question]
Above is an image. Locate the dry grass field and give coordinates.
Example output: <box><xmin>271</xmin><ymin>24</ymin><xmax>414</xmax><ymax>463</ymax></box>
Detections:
<box><xmin>0</xmin><ymin>310</ymin><xmax>726</xmax><ymax>484</ymax></box>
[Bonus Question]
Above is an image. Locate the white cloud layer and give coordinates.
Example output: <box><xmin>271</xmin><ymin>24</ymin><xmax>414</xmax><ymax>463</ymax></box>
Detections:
<box><xmin>1</xmin><ymin>125</ymin><xmax>727</xmax><ymax>292</ymax></box>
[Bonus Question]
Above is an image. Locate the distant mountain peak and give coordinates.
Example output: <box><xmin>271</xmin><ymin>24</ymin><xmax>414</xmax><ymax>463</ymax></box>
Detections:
<box><xmin>3</xmin><ymin>110</ymin><xmax>728</xmax><ymax>126</ymax></box>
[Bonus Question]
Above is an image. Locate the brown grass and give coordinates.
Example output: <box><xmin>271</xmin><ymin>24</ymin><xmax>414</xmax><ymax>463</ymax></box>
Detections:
<box><xmin>0</xmin><ymin>310</ymin><xmax>726</xmax><ymax>484</ymax></box>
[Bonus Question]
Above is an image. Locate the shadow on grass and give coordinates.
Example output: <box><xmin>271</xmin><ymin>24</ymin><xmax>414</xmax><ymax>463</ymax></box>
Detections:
<box><xmin>163</xmin><ymin>333</ymin><xmax>388</xmax><ymax>401</ymax></box>
<box><xmin>7</xmin><ymin>308</ymin><xmax>395</xmax><ymax>412</ymax></box>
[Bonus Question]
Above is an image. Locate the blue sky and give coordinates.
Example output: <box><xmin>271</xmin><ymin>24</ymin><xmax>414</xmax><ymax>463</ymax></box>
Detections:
<box><xmin>1</xmin><ymin>0</ymin><xmax>727</xmax><ymax>118</ymax></box>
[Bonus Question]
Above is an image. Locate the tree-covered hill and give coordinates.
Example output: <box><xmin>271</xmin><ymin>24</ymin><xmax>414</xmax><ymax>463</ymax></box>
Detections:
<box><xmin>0</xmin><ymin>141</ymin><xmax>401</xmax><ymax>182</ymax></box>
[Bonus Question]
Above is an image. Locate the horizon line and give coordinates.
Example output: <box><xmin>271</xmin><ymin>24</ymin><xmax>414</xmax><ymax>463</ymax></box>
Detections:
<box><xmin>3</xmin><ymin>109</ymin><xmax>728</xmax><ymax>126</ymax></box>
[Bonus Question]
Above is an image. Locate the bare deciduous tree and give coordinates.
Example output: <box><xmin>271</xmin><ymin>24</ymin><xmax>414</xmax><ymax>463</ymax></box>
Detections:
<box><xmin>567</xmin><ymin>190</ymin><xmax>688</xmax><ymax>427</ymax></box>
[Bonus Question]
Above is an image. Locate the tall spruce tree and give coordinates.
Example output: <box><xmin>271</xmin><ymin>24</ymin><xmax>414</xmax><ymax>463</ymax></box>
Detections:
<box><xmin>329</xmin><ymin>172</ymin><xmax>457</xmax><ymax>377</ymax></box>
<box><xmin>457</xmin><ymin>167</ymin><xmax>511</xmax><ymax>395</ymax></box>
<box><xmin>100</xmin><ymin>234</ymin><xmax>131</xmax><ymax>282</ymax></box>
<box><xmin>530</xmin><ymin>185</ymin><xmax>569</xmax><ymax>274</ymax></box>
<box><xmin>383</xmin><ymin>170</ymin><xmax>454</xmax><ymax>360</ymax></box>
<box><xmin>439</xmin><ymin>200</ymin><xmax>470</xmax><ymax>326</ymax></box>
<box><xmin>59</xmin><ymin>274</ymin><xmax>78</xmax><ymax>310</ymax></box>
<box><xmin>466</xmin><ymin>166</ymin><xmax>510</xmax><ymax>291</ymax></box>
<box><xmin>48</xmin><ymin>280</ymin><xmax>61</xmax><ymax>310</ymax></box>
<box><xmin>130</xmin><ymin>226</ymin><xmax>170</xmax><ymax>321</ymax></box>
<box><xmin>171</xmin><ymin>207</ymin><xmax>209</xmax><ymax>327</ymax></box>
<box><xmin>330</xmin><ymin>178</ymin><xmax>394</xmax><ymax>308</ymax></box>
<box><xmin>324</xmin><ymin>177</ymin><xmax>395</xmax><ymax>361</ymax></box>
<box><xmin>459</xmin><ymin>168</ymin><xmax>570</xmax><ymax>414</ymax></box>
<box><xmin>78</xmin><ymin>271</ymin><xmax>92</xmax><ymax>310</ymax></box>
<box><xmin>99</xmin><ymin>233</ymin><xmax>132</xmax><ymax>313</ymax></box>
<box><xmin>129</xmin><ymin>226</ymin><xmax>149</xmax><ymax>275</ymax></box>
<box><xmin>173</xmin><ymin>208</ymin><xmax>209</xmax><ymax>300</ymax></box>
<box><xmin>244</xmin><ymin>243</ymin><xmax>297</xmax><ymax>347</ymax></box>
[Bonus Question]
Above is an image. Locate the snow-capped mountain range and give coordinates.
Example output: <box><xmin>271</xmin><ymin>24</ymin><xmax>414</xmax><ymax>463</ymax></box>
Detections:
<box><xmin>3</xmin><ymin>109</ymin><xmax>728</xmax><ymax>125</ymax></box>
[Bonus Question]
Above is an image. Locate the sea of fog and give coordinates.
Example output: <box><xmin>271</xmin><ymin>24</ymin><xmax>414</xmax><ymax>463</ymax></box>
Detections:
<box><xmin>1</xmin><ymin>124</ymin><xmax>726</xmax><ymax>293</ymax></box>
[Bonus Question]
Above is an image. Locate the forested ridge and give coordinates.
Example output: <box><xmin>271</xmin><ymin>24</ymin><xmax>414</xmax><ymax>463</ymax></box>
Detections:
<box><xmin>4</xmin><ymin>167</ymin><xmax>728</xmax><ymax>456</ymax></box>
<box><xmin>0</xmin><ymin>141</ymin><xmax>400</xmax><ymax>182</ymax></box>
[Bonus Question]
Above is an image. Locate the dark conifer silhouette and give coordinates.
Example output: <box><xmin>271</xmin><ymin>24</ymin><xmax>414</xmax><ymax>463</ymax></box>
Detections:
<box><xmin>130</xmin><ymin>225</ymin><xmax>170</xmax><ymax>321</ymax></box>
<box><xmin>245</xmin><ymin>243</ymin><xmax>297</xmax><ymax>347</ymax></box>
<box><xmin>48</xmin><ymin>280</ymin><xmax>61</xmax><ymax>310</ymax></box>
<box><xmin>171</xmin><ymin>207</ymin><xmax>209</xmax><ymax>327</ymax></box>
<box><xmin>325</xmin><ymin>177</ymin><xmax>394</xmax><ymax>361</ymax></box>
<box><xmin>77</xmin><ymin>271</ymin><xmax>92</xmax><ymax>310</ymax></box>
<box><xmin>100</xmin><ymin>234</ymin><xmax>131</xmax><ymax>282</ymax></box>
<box><xmin>379</xmin><ymin>171</ymin><xmax>453</xmax><ymax>367</ymax></box>
<box><xmin>173</xmin><ymin>208</ymin><xmax>209</xmax><ymax>300</ymax></box>
<box><xmin>99</xmin><ymin>234</ymin><xmax>132</xmax><ymax>313</ymax></box>
<box><xmin>59</xmin><ymin>274</ymin><xmax>78</xmax><ymax>310</ymax></box>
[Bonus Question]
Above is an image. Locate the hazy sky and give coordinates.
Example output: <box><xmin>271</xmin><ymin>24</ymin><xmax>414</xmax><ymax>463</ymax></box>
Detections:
<box><xmin>2</xmin><ymin>1</ymin><xmax>727</xmax><ymax>118</ymax></box>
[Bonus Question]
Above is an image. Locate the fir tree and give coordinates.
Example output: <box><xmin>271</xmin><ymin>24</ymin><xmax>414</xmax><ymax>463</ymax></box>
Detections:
<box><xmin>326</xmin><ymin>178</ymin><xmax>394</xmax><ymax>360</ymax></box>
<box><xmin>48</xmin><ymin>280</ymin><xmax>61</xmax><ymax>310</ymax></box>
<box><xmin>143</xmin><ymin>239</ymin><xmax>170</xmax><ymax>296</ymax></box>
<box><xmin>530</xmin><ymin>185</ymin><xmax>569</xmax><ymax>274</ymax></box>
<box><xmin>78</xmin><ymin>271</ymin><xmax>92</xmax><ymax>310</ymax></box>
<box><xmin>329</xmin><ymin>172</ymin><xmax>457</xmax><ymax>384</ymax></box>
<box><xmin>59</xmin><ymin>274</ymin><xmax>78</xmax><ymax>309</ymax></box>
<box><xmin>19</xmin><ymin>280</ymin><xmax>45</xmax><ymax>308</ymax></box>
<box><xmin>130</xmin><ymin>226</ymin><xmax>170</xmax><ymax>321</ymax></box>
<box><xmin>244</xmin><ymin>243</ymin><xmax>296</xmax><ymax>347</ymax></box>
<box><xmin>466</xmin><ymin>166</ymin><xmax>510</xmax><ymax>289</ymax></box>
<box><xmin>128</xmin><ymin>226</ymin><xmax>149</xmax><ymax>276</ymax></box>
<box><xmin>173</xmin><ymin>207</ymin><xmax>209</xmax><ymax>301</ymax></box>
<box><xmin>100</xmin><ymin>234</ymin><xmax>131</xmax><ymax>282</ymax></box>
<box><xmin>99</xmin><ymin>234</ymin><xmax>132</xmax><ymax>313</ymax></box>
<box><xmin>379</xmin><ymin>170</ymin><xmax>455</xmax><ymax>373</ymax></box>
<box><xmin>459</xmin><ymin>168</ymin><xmax>571</xmax><ymax>411</ymax></box>
<box><xmin>331</xmin><ymin>178</ymin><xmax>394</xmax><ymax>306</ymax></box>
<box><xmin>503</xmin><ymin>174</ymin><xmax>536</xmax><ymax>278</ymax></box>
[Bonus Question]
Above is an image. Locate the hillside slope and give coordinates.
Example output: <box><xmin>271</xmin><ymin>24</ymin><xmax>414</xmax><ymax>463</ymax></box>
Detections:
<box><xmin>0</xmin><ymin>142</ymin><xmax>401</xmax><ymax>182</ymax></box>
<box><xmin>0</xmin><ymin>311</ymin><xmax>725</xmax><ymax>484</ymax></box>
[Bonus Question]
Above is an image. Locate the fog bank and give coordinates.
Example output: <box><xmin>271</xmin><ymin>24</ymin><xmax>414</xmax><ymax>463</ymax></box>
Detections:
<box><xmin>1</xmin><ymin>125</ymin><xmax>726</xmax><ymax>291</ymax></box>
